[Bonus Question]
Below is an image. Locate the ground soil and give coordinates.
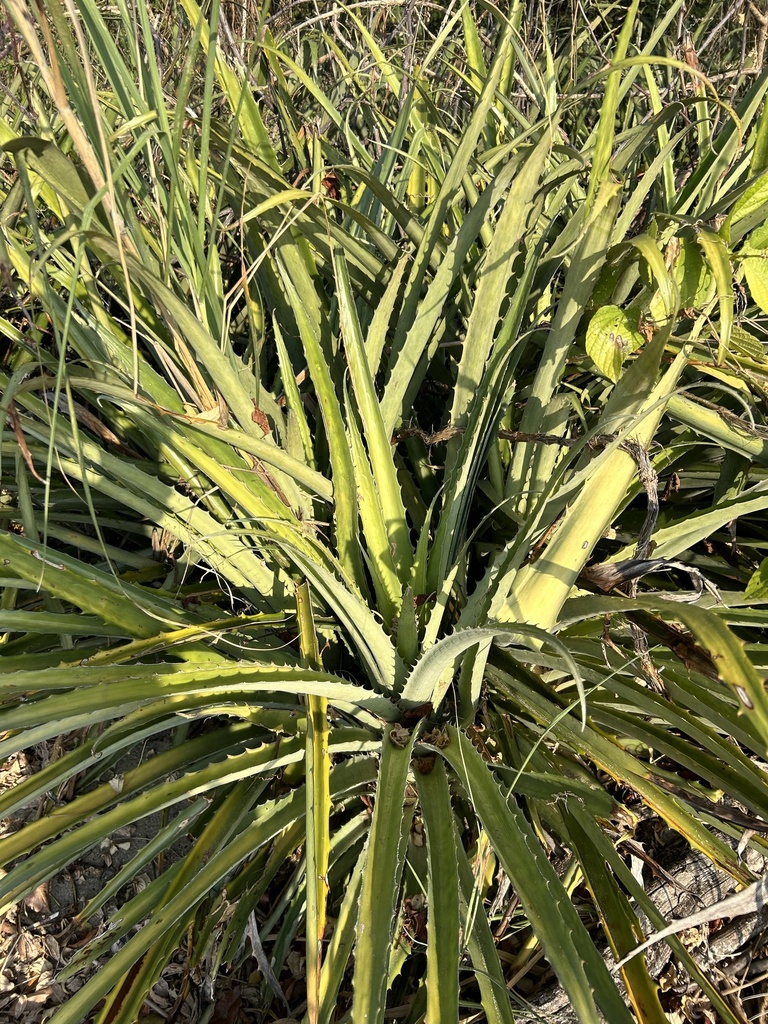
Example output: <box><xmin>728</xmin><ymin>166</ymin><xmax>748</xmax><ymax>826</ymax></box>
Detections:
<box><xmin>0</xmin><ymin>739</ymin><xmax>292</xmax><ymax>1024</ymax></box>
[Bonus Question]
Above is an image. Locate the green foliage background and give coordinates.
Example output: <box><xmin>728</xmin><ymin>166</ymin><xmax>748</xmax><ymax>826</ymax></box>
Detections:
<box><xmin>2</xmin><ymin>1</ymin><xmax>768</xmax><ymax>1021</ymax></box>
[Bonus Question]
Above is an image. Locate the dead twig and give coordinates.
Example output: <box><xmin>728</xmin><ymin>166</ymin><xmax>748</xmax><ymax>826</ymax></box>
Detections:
<box><xmin>749</xmin><ymin>2</ymin><xmax>768</xmax><ymax>70</ymax></box>
<box><xmin>7</xmin><ymin>400</ymin><xmax>46</xmax><ymax>483</ymax></box>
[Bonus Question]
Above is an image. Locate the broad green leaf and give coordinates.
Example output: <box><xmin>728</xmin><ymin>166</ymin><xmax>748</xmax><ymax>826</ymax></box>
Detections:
<box><xmin>730</xmin><ymin>323</ymin><xmax>767</xmax><ymax>362</ymax></box>
<box><xmin>746</xmin><ymin>558</ymin><xmax>768</xmax><ymax>599</ymax></box>
<box><xmin>751</xmin><ymin>88</ymin><xmax>768</xmax><ymax>176</ymax></box>
<box><xmin>346</xmin><ymin>406</ymin><xmax>401</xmax><ymax>627</ymax></box>
<box><xmin>363</xmin><ymin>251</ymin><xmax>410</xmax><ymax>374</ymax></box>
<box><xmin>461</xmin><ymin>1</ymin><xmax>488</xmax><ymax>92</ymax></box>
<box><xmin>744</xmin><ymin>220</ymin><xmax>768</xmax><ymax>251</ymax></box>
<box><xmin>281</xmin><ymin>543</ymin><xmax>403</xmax><ymax>694</ymax></box>
<box><xmin>585</xmin><ymin>304</ymin><xmax>645</xmax><ymax>382</ymax></box>
<box><xmin>628</xmin><ymin>233</ymin><xmax>680</xmax><ymax>323</ymax></box>
<box><xmin>3</xmin><ymin>137</ymin><xmax>109</xmax><ymax>230</ymax></box>
<box><xmin>0</xmin><ymin>610</ymin><xmax>129</xmax><ymax>637</ymax></box>
<box><xmin>729</xmin><ymin>168</ymin><xmax>768</xmax><ymax>228</ymax></box>
<box><xmin>743</xmin><ymin>255</ymin><xmax>768</xmax><ymax>313</ymax></box>
<box><xmin>0</xmin><ymin>661</ymin><xmax>398</xmax><ymax>736</ymax></box>
<box><xmin>276</xmin><ymin>259</ymin><xmax>365</xmax><ymax>588</ymax></box>
<box><xmin>500</xmin><ymin>770</ymin><xmax>615</xmax><ymax>818</ymax></box>
<box><xmin>674</xmin><ymin>234</ymin><xmax>714</xmax><ymax>309</ymax></box>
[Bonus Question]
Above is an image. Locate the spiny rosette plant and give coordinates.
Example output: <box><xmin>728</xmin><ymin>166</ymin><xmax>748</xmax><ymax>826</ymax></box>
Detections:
<box><xmin>2</xmin><ymin>1</ymin><xmax>768</xmax><ymax>1022</ymax></box>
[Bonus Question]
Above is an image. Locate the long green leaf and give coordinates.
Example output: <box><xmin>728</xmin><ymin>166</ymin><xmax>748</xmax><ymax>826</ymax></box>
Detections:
<box><xmin>560</xmin><ymin>593</ymin><xmax>768</xmax><ymax>749</ymax></box>
<box><xmin>436</xmin><ymin>726</ymin><xmax>634</xmax><ymax>1024</ymax></box>
<box><xmin>334</xmin><ymin>247</ymin><xmax>413</xmax><ymax>583</ymax></box>
<box><xmin>416</xmin><ymin>758</ymin><xmax>460</xmax><ymax>1023</ymax></box>
<box><xmin>297</xmin><ymin>580</ymin><xmax>331</xmax><ymax>1023</ymax></box>
<box><xmin>352</xmin><ymin>729</ymin><xmax>418</xmax><ymax>1024</ymax></box>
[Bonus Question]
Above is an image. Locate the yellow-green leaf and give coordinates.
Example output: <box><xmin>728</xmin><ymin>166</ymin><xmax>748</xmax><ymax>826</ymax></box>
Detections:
<box><xmin>674</xmin><ymin>236</ymin><xmax>713</xmax><ymax>309</ymax></box>
<box><xmin>746</xmin><ymin>558</ymin><xmax>768</xmax><ymax>599</ymax></box>
<box><xmin>743</xmin><ymin>220</ymin><xmax>768</xmax><ymax>253</ymax></box>
<box><xmin>730</xmin><ymin>324</ymin><xmax>768</xmax><ymax>362</ymax></box>
<box><xmin>730</xmin><ymin>170</ymin><xmax>768</xmax><ymax>228</ymax></box>
<box><xmin>586</xmin><ymin>305</ymin><xmax>645</xmax><ymax>382</ymax></box>
<box><xmin>743</xmin><ymin>256</ymin><xmax>768</xmax><ymax>313</ymax></box>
